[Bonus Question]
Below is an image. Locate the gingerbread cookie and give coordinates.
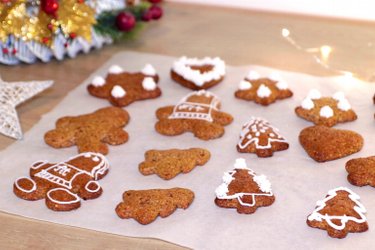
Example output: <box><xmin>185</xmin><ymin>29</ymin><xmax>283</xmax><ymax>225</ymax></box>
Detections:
<box><xmin>234</xmin><ymin>70</ymin><xmax>293</xmax><ymax>106</ymax></box>
<box><xmin>139</xmin><ymin>148</ymin><xmax>211</xmax><ymax>180</ymax></box>
<box><xmin>295</xmin><ymin>90</ymin><xmax>357</xmax><ymax>127</ymax></box>
<box><xmin>115</xmin><ymin>188</ymin><xmax>194</xmax><ymax>225</ymax></box>
<box><xmin>171</xmin><ymin>56</ymin><xmax>225</xmax><ymax>90</ymax></box>
<box><xmin>45</xmin><ymin>107</ymin><xmax>129</xmax><ymax>155</ymax></box>
<box><xmin>346</xmin><ymin>156</ymin><xmax>375</xmax><ymax>187</ymax></box>
<box><xmin>87</xmin><ymin>64</ymin><xmax>161</xmax><ymax>107</ymax></box>
<box><xmin>299</xmin><ymin>125</ymin><xmax>363</xmax><ymax>162</ymax></box>
<box><xmin>215</xmin><ymin>158</ymin><xmax>275</xmax><ymax>214</ymax></box>
<box><xmin>155</xmin><ymin>90</ymin><xmax>233</xmax><ymax>140</ymax></box>
<box><xmin>237</xmin><ymin>117</ymin><xmax>289</xmax><ymax>157</ymax></box>
<box><xmin>307</xmin><ymin>187</ymin><xmax>368</xmax><ymax>238</ymax></box>
<box><xmin>13</xmin><ymin>152</ymin><xmax>109</xmax><ymax>211</ymax></box>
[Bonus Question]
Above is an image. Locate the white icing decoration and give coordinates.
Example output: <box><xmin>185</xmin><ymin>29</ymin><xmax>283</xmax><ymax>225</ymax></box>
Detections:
<box><xmin>142</xmin><ymin>77</ymin><xmax>157</xmax><ymax>91</ymax></box>
<box><xmin>14</xmin><ymin>177</ymin><xmax>37</xmax><ymax>193</ymax></box>
<box><xmin>91</xmin><ymin>76</ymin><xmax>105</xmax><ymax>87</ymax></box>
<box><xmin>257</xmin><ymin>84</ymin><xmax>271</xmax><ymax>98</ymax></box>
<box><xmin>47</xmin><ymin>188</ymin><xmax>80</xmax><ymax>205</ymax></box>
<box><xmin>172</xmin><ymin>56</ymin><xmax>226</xmax><ymax>87</ymax></box>
<box><xmin>238</xmin><ymin>80</ymin><xmax>252</xmax><ymax>90</ymax></box>
<box><xmin>141</xmin><ymin>64</ymin><xmax>156</xmax><ymax>76</ymax></box>
<box><xmin>276</xmin><ymin>80</ymin><xmax>288</xmax><ymax>90</ymax></box>
<box><xmin>301</xmin><ymin>98</ymin><xmax>315</xmax><ymax>110</ymax></box>
<box><xmin>111</xmin><ymin>85</ymin><xmax>126</xmax><ymax>98</ymax></box>
<box><xmin>320</xmin><ymin>105</ymin><xmax>334</xmax><ymax>118</ymax></box>
<box><xmin>108</xmin><ymin>65</ymin><xmax>123</xmax><ymax>74</ymax></box>
<box><xmin>33</xmin><ymin>152</ymin><xmax>109</xmax><ymax>191</ymax></box>
<box><xmin>238</xmin><ymin>117</ymin><xmax>288</xmax><ymax>150</ymax></box>
<box><xmin>337</xmin><ymin>98</ymin><xmax>351</xmax><ymax>111</ymax></box>
<box><xmin>332</xmin><ymin>91</ymin><xmax>346</xmax><ymax>101</ymax></box>
<box><xmin>307</xmin><ymin>89</ymin><xmax>322</xmax><ymax>99</ymax></box>
<box><xmin>268</xmin><ymin>72</ymin><xmax>282</xmax><ymax>82</ymax></box>
<box><xmin>246</xmin><ymin>70</ymin><xmax>260</xmax><ymax>81</ymax></box>
<box><xmin>168</xmin><ymin>90</ymin><xmax>220</xmax><ymax>122</ymax></box>
<box><xmin>307</xmin><ymin>187</ymin><xmax>367</xmax><ymax>230</ymax></box>
<box><xmin>84</xmin><ymin>180</ymin><xmax>101</xmax><ymax>193</ymax></box>
<box><xmin>215</xmin><ymin>158</ymin><xmax>273</xmax><ymax>207</ymax></box>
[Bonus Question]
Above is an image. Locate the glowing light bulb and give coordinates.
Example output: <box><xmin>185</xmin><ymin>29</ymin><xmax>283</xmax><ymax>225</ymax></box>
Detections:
<box><xmin>320</xmin><ymin>45</ymin><xmax>332</xmax><ymax>61</ymax></box>
<box><xmin>281</xmin><ymin>28</ymin><xmax>290</xmax><ymax>38</ymax></box>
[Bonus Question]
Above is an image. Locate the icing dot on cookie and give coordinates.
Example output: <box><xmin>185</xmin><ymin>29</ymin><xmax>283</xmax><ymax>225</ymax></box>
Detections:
<box><xmin>93</xmin><ymin>156</ymin><xmax>100</xmax><ymax>162</ymax></box>
<box><xmin>142</xmin><ymin>64</ymin><xmax>156</xmax><ymax>76</ymax></box>
<box><xmin>255</xmin><ymin>132</ymin><xmax>260</xmax><ymax>136</ymax></box>
<box><xmin>142</xmin><ymin>77</ymin><xmax>157</xmax><ymax>91</ymax></box>
<box><xmin>269</xmin><ymin>72</ymin><xmax>282</xmax><ymax>82</ymax></box>
<box><xmin>338</xmin><ymin>99</ymin><xmax>351</xmax><ymax>111</ymax></box>
<box><xmin>257</xmin><ymin>84</ymin><xmax>272</xmax><ymax>98</ymax></box>
<box><xmin>269</xmin><ymin>133</ymin><xmax>275</xmax><ymax>137</ymax></box>
<box><xmin>276</xmin><ymin>80</ymin><xmax>289</xmax><ymax>90</ymax></box>
<box><xmin>307</xmin><ymin>89</ymin><xmax>321</xmax><ymax>99</ymax></box>
<box><xmin>111</xmin><ymin>85</ymin><xmax>126</xmax><ymax>98</ymax></box>
<box><xmin>238</xmin><ymin>80</ymin><xmax>252</xmax><ymax>90</ymax></box>
<box><xmin>246</xmin><ymin>70</ymin><xmax>260</xmax><ymax>81</ymax></box>
<box><xmin>332</xmin><ymin>91</ymin><xmax>346</xmax><ymax>101</ymax></box>
<box><xmin>320</xmin><ymin>105</ymin><xmax>334</xmax><ymax>118</ymax></box>
<box><xmin>108</xmin><ymin>65</ymin><xmax>123</xmax><ymax>74</ymax></box>
<box><xmin>301</xmin><ymin>98</ymin><xmax>315</xmax><ymax>110</ymax></box>
<box><xmin>247</xmin><ymin>134</ymin><xmax>252</xmax><ymax>139</ymax></box>
<box><xmin>234</xmin><ymin>158</ymin><xmax>248</xmax><ymax>169</ymax></box>
<box><xmin>91</xmin><ymin>76</ymin><xmax>105</xmax><ymax>87</ymax></box>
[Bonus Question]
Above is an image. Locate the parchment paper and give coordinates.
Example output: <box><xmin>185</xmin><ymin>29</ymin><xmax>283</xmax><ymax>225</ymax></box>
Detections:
<box><xmin>1</xmin><ymin>52</ymin><xmax>374</xmax><ymax>250</ymax></box>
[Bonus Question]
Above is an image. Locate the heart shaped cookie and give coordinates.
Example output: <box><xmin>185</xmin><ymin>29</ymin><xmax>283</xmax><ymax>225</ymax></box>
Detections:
<box><xmin>299</xmin><ymin>125</ymin><xmax>363</xmax><ymax>162</ymax></box>
<box><xmin>171</xmin><ymin>56</ymin><xmax>225</xmax><ymax>90</ymax></box>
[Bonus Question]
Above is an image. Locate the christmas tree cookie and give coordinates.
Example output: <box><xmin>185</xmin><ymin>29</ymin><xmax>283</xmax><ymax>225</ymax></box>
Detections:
<box><xmin>237</xmin><ymin>117</ymin><xmax>289</xmax><ymax>157</ymax></box>
<box><xmin>215</xmin><ymin>158</ymin><xmax>275</xmax><ymax>214</ymax></box>
<box><xmin>307</xmin><ymin>187</ymin><xmax>368</xmax><ymax>238</ymax></box>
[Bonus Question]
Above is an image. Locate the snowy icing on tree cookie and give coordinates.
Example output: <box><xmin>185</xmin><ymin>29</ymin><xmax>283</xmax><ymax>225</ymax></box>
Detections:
<box><xmin>215</xmin><ymin>158</ymin><xmax>275</xmax><ymax>214</ymax></box>
<box><xmin>234</xmin><ymin>70</ymin><xmax>293</xmax><ymax>106</ymax></box>
<box><xmin>237</xmin><ymin>117</ymin><xmax>289</xmax><ymax>157</ymax></box>
<box><xmin>295</xmin><ymin>90</ymin><xmax>357</xmax><ymax>127</ymax></box>
<box><xmin>307</xmin><ymin>187</ymin><xmax>368</xmax><ymax>238</ymax></box>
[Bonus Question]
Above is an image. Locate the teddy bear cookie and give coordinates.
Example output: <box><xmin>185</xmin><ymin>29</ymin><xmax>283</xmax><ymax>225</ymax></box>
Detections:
<box><xmin>115</xmin><ymin>188</ymin><xmax>194</xmax><ymax>225</ymax></box>
<box><xmin>299</xmin><ymin>125</ymin><xmax>363</xmax><ymax>162</ymax></box>
<box><xmin>307</xmin><ymin>187</ymin><xmax>368</xmax><ymax>238</ymax></box>
<box><xmin>295</xmin><ymin>90</ymin><xmax>357</xmax><ymax>127</ymax></box>
<box><xmin>139</xmin><ymin>148</ymin><xmax>211</xmax><ymax>180</ymax></box>
<box><xmin>155</xmin><ymin>90</ymin><xmax>233</xmax><ymax>140</ymax></box>
<box><xmin>44</xmin><ymin>107</ymin><xmax>129</xmax><ymax>155</ymax></box>
<box><xmin>171</xmin><ymin>56</ymin><xmax>225</xmax><ymax>90</ymax></box>
<box><xmin>87</xmin><ymin>64</ymin><xmax>161</xmax><ymax>107</ymax></box>
<box><xmin>237</xmin><ymin>117</ymin><xmax>289</xmax><ymax>157</ymax></box>
<box><xmin>234</xmin><ymin>70</ymin><xmax>293</xmax><ymax>106</ymax></box>
<box><xmin>346</xmin><ymin>156</ymin><xmax>375</xmax><ymax>187</ymax></box>
<box><xmin>215</xmin><ymin>158</ymin><xmax>275</xmax><ymax>214</ymax></box>
<box><xmin>13</xmin><ymin>152</ymin><xmax>109</xmax><ymax>211</ymax></box>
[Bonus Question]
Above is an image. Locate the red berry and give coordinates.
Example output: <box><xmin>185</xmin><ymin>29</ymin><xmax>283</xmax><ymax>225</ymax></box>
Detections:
<box><xmin>12</xmin><ymin>49</ymin><xmax>17</xmax><ymax>55</ymax></box>
<box><xmin>116</xmin><ymin>12</ymin><xmax>136</xmax><ymax>32</ymax></box>
<box><xmin>148</xmin><ymin>0</ymin><xmax>162</xmax><ymax>3</ymax></box>
<box><xmin>41</xmin><ymin>0</ymin><xmax>59</xmax><ymax>16</ymax></box>
<box><xmin>149</xmin><ymin>5</ymin><xmax>163</xmax><ymax>20</ymax></box>
<box><xmin>2</xmin><ymin>48</ymin><xmax>9</xmax><ymax>54</ymax></box>
<box><xmin>141</xmin><ymin>10</ymin><xmax>153</xmax><ymax>22</ymax></box>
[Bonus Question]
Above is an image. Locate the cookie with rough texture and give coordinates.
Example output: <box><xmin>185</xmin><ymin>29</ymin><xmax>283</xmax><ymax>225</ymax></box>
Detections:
<box><xmin>45</xmin><ymin>107</ymin><xmax>129</xmax><ymax>155</ymax></box>
<box><xmin>295</xmin><ymin>90</ymin><xmax>357</xmax><ymax>127</ymax></box>
<box><xmin>155</xmin><ymin>90</ymin><xmax>233</xmax><ymax>140</ymax></box>
<box><xmin>171</xmin><ymin>56</ymin><xmax>225</xmax><ymax>90</ymax></box>
<box><xmin>237</xmin><ymin>117</ymin><xmax>289</xmax><ymax>157</ymax></box>
<box><xmin>87</xmin><ymin>64</ymin><xmax>161</xmax><ymax>107</ymax></box>
<box><xmin>307</xmin><ymin>187</ymin><xmax>368</xmax><ymax>238</ymax></box>
<box><xmin>215</xmin><ymin>158</ymin><xmax>275</xmax><ymax>214</ymax></box>
<box><xmin>13</xmin><ymin>152</ymin><xmax>109</xmax><ymax>211</ymax></box>
<box><xmin>299</xmin><ymin>125</ymin><xmax>363</xmax><ymax>162</ymax></box>
<box><xmin>234</xmin><ymin>70</ymin><xmax>293</xmax><ymax>106</ymax></box>
<box><xmin>346</xmin><ymin>156</ymin><xmax>375</xmax><ymax>187</ymax></box>
<box><xmin>115</xmin><ymin>188</ymin><xmax>194</xmax><ymax>224</ymax></box>
<box><xmin>139</xmin><ymin>148</ymin><xmax>211</xmax><ymax>180</ymax></box>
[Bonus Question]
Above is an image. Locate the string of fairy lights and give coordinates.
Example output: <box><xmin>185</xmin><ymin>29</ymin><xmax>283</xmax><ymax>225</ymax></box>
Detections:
<box><xmin>281</xmin><ymin>28</ymin><xmax>355</xmax><ymax>79</ymax></box>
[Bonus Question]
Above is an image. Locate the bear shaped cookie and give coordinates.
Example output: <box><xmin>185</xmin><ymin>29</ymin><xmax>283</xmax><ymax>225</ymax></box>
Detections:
<box><xmin>44</xmin><ymin>107</ymin><xmax>129</xmax><ymax>155</ymax></box>
<box><xmin>87</xmin><ymin>64</ymin><xmax>161</xmax><ymax>107</ymax></box>
<box><xmin>171</xmin><ymin>56</ymin><xmax>225</xmax><ymax>90</ymax></box>
<box><xmin>155</xmin><ymin>90</ymin><xmax>233</xmax><ymax>140</ymax></box>
<box><xmin>14</xmin><ymin>152</ymin><xmax>109</xmax><ymax>211</ymax></box>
